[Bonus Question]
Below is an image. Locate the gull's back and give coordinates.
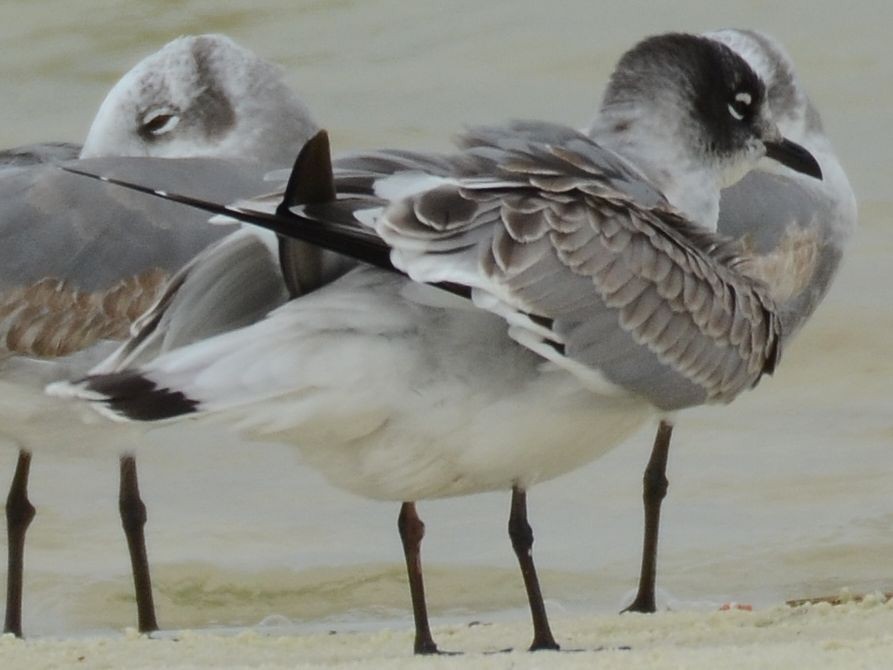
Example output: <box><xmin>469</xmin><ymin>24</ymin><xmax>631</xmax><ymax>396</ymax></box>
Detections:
<box><xmin>0</xmin><ymin>34</ymin><xmax>316</xmax><ymax>400</ymax></box>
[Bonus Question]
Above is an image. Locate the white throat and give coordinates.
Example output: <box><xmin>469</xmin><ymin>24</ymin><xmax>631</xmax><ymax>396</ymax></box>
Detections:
<box><xmin>589</xmin><ymin>109</ymin><xmax>724</xmax><ymax>231</ymax></box>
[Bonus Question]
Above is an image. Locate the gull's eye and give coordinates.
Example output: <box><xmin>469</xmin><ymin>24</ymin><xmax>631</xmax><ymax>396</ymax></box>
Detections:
<box><xmin>727</xmin><ymin>90</ymin><xmax>753</xmax><ymax>122</ymax></box>
<box><xmin>140</xmin><ymin>108</ymin><xmax>180</xmax><ymax>136</ymax></box>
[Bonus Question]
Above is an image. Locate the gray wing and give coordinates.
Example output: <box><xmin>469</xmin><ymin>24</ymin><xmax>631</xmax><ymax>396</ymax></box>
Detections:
<box><xmin>91</xmin><ymin>230</ymin><xmax>290</xmax><ymax>374</ymax></box>
<box><xmin>377</xmin><ymin>123</ymin><xmax>781</xmax><ymax>410</ymax></box>
<box><xmin>329</xmin><ymin>119</ymin><xmax>666</xmax><ymax>202</ymax></box>
<box><xmin>335</xmin><ymin>148</ymin><xmax>458</xmax><ymax>182</ymax></box>
<box><xmin>0</xmin><ymin>156</ymin><xmax>273</xmax><ymax>358</ymax></box>
<box><xmin>719</xmin><ymin>170</ymin><xmax>848</xmax><ymax>338</ymax></box>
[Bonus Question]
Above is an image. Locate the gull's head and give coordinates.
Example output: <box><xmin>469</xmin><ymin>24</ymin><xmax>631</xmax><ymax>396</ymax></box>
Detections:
<box><xmin>704</xmin><ymin>29</ymin><xmax>830</xmax><ymax>160</ymax></box>
<box><xmin>590</xmin><ymin>33</ymin><xmax>821</xmax><ymax>228</ymax></box>
<box><xmin>80</xmin><ymin>34</ymin><xmax>319</xmax><ymax>167</ymax></box>
<box><xmin>708</xmin><ymin>29</ymin><xmax>855</xmax><ymax>238</ymax></box>
<box><xmin>707</xmin><ymin>29</ymin><xmax>857</xmax><ymax>308</ymax></box>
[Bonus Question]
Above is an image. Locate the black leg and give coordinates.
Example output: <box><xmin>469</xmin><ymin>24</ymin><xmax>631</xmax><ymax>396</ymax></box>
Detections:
<box><xmin>509</xmin><ymin>486</ymin><xmax>559</xmax><ymax>651</ymax></box>
<box><xmin>4</xmin><ymin>449</ymin><xmax>36</xmax><ymax>637</ymax></box>
<box><xmin>623</xmin><ymin>420</ymin><xmax>673</xmax><ymax>614</ymax></box>
<box><xmin>119</xmin><ymin>454</ymin><xmax>159</xmax><ymax>633</ymax></box>
<box><xmin>397</xmin><ymin>502</ymin><xmax>439</xmax><ymax>655</ymax></box>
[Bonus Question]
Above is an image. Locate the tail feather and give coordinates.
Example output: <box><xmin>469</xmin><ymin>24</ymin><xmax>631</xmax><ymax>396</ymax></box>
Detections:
<box><xmin>78</xmin><ymin>371</ymin><xmax>199</xmax><ymax>421</ymax></box>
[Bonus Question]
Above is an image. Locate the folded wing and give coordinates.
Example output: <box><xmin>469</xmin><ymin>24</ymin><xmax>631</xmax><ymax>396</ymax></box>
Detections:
<box><xmin>372</xmin><ymin>123</ymin><xmax>781</xmax><ymax>409</ymax></box>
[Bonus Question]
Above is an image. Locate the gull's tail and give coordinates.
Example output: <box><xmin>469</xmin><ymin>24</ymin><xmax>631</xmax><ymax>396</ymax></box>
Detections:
<box><xmin>48</xmin><ymin>371</ymin><xmax>199</xmax><ymax>422</ymax></box>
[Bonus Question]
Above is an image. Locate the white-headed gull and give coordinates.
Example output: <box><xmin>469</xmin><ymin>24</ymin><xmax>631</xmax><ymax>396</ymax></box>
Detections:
<box><xmin>0</xmin><ymin>33</ymin><xmax>317</xmax><ymax>636</ymax></box>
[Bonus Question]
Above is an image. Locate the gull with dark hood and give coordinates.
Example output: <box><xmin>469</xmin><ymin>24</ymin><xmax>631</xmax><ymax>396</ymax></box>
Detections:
<box><xmin>55</xmin><ymin>32</ymin><xmax>831</xmax><ymax>653</ymax></box>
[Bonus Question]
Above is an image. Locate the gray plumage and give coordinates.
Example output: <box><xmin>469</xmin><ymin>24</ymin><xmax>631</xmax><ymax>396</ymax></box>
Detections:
<box><xmin>0</xmin><ymin>34</ymin><xmax>320</xmax><ymax>363</ymax></box>
<box><xmin>720</xmin><ymin>171</ymin><xmax>848</xmax><ymax>338</ymax></box>
<box><xmin>0</xmin><ymin>157</ymin><xmax>271</xmax><ymax>293</ymax></box>
<box><xmin>58</xmin><ymin>32</ymin><xmax>835</xmax><ymax>492</ymax></box>
<box><xmin>90</xmin><ymin>230</ymin><xmax>290</xmax><ymax>374</ymax></box>
<box><xmin>372</xmin><ymin>123</ymin><xmax>780</xmax><ymax>410</ymax></box>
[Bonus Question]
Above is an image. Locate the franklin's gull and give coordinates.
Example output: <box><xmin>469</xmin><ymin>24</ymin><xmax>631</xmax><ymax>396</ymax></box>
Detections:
<box><xmin>615</xmin><ymin>28</ymin><xmax>856</xmax><ymax>613</ymax></box>
<box><xmin>58</xmin><ymin>32</ymin><xmax>824</xmax><ymax>653</ymax></box>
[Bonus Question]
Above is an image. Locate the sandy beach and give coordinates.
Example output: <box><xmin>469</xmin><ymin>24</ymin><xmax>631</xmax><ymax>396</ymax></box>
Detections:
<box><xmin>4</xmin><ymin>595</ymin><xmax>893</xmax><ymax>669</ymax></box>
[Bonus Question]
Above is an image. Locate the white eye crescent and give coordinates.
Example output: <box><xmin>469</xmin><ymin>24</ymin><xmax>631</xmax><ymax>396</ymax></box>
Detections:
<box><xmin>141</xmin><ymin>109</ymin><xmax>180</xmax><ymax>136</ymax></box>
<box><xmin>728</xmin><ymin>91</ymin><xmax>753</xmax><ymax>121</ymax></box>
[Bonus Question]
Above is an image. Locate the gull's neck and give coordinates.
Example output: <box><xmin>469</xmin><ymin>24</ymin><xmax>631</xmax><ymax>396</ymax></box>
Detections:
<box><xmin>589</xmin><ymin>105</ymin><xmax>723</xmax><ymax>231</ymax></box>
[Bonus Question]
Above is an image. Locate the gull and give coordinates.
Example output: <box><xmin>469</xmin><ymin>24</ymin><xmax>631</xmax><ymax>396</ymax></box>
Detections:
<box><xmin>1</xmin><ymin>33</ymin><xmax>317</xmax><ymax>636</ymax></box>
<box><xmin>57</xmin><ymin>32</ymin><xmax>823</xmax><ymax>653</ymax></box>
<box><xmin>616</xmin><ymin>28</ymin><xmax>857</xmax><ymax>613</ymax></box>
<box><xmin>237</xmin><ymin>29</ymin><xmax>856</xmax><ymax>616</ymax></box>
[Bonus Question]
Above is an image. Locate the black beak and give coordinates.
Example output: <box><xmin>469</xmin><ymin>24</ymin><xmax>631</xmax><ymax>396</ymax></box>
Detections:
<box><xmin>764</xmin><ymin>138</ymin><xmax>823</xmax><ymax>180</ymax></box>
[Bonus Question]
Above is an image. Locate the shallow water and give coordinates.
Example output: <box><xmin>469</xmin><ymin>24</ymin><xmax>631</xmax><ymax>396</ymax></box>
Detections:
<box><xmin>0</xmin><ymin>0</ymin><xmax>890</xmax><ymax>636</ymax></box>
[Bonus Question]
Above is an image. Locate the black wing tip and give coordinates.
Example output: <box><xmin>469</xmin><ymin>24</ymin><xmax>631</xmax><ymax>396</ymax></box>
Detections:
<box><xmin>278</xmin><ymin>128</ymin><xmax>335</xmax><ymax>214</ymax></box>
<box><xmin>85</xmin><ymin>371</ymin><xmax>199</xmax><ymax>422</ymax></box>
<box><xmin>762</xmin><ymin>329</ymin><xmax>782</xmax><ymax>376</ymax></box>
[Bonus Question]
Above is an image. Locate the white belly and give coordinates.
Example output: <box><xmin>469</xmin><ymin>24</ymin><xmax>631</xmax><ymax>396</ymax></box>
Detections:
<box><xmin>205</xmin><ymin>351</ymin><xmax>652</xmax><ymax>501</ymax></box>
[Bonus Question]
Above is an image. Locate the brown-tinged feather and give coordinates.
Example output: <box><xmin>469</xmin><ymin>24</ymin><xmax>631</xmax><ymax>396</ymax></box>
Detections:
<box><xmin>1</xmin><ymin>268</ymin><xmax>170</xmax><ymax>358</ymax></box>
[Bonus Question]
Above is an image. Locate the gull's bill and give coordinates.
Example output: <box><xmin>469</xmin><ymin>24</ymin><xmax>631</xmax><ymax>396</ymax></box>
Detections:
<box><xmin>764</xmin><ymin>138</ymin><xmax>823</xmax><ymax>179</ymax></box>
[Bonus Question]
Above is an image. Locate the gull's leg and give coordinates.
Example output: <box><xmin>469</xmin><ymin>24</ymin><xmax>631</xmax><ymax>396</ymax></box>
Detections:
<box><xmin>119</xmin><ymin>454</ymin><xmax>158</xmax><ymax>633</ymax></box>
<box><xmin>397</xmin><ymin>502</ymin><xmax>439</xmax><ymax>655</ymax></box>
<box><xmin>623</xmin><ymin>420</ymin><xmax>674</xmax><ymax>614</ymax></box>
<box><xmin>4</xmin><ymin>449</ymin><xmax>35</xmax><ymax>637</ymax></box>
<box><xmin>509</xmin><ymin>486</ymin><xmax>559</xmax><ymax>651</ymax></box>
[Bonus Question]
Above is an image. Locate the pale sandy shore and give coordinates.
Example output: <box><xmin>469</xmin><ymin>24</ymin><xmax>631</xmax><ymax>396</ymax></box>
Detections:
<box><xmin>4</xmin><ymin>596</ymin><xmax>893</xmax><ymax>670</ymax></box>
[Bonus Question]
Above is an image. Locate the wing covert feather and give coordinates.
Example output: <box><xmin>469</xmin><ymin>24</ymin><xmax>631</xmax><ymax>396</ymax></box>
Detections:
<box><xmin>376</xmin><ymin>124</ymin><xmax>780</xmax><ymax>409</ymax></box>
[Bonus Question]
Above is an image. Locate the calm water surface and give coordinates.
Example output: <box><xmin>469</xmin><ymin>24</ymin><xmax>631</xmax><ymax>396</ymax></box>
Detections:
<box><xmin>0</xmin><ymin>0</ymin><xmax>890</xmax><ymax>635</ymax></box>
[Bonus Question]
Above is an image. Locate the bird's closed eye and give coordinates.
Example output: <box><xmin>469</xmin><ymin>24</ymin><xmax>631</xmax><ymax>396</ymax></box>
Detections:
<box><xmin>140</xmin><ymin>109</ymin><xmax>180</xmax><ymax>136</ymax></box>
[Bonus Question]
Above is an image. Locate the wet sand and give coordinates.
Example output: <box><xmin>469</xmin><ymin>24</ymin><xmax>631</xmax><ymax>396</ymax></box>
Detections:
<box><xmin>5</xmin><ymin>596</ymin><xmax>893</xmax><ymax>670</ymax></box>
